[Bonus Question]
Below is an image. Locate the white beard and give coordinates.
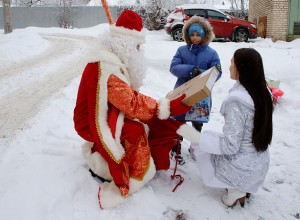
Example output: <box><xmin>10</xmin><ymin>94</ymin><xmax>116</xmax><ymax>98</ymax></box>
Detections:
<box><xmin>101</xmin><ymin>34</ymin><xmax>147</xmax><ymax>91</ymax></box>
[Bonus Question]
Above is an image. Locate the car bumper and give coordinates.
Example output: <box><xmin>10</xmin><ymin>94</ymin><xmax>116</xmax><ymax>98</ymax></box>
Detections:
<box><xmin>164</xmin><ymin>24</ymin><xmax>172</xmax><ymax>35</ymax></box>
<box><xmin>249</xmin><ymin>32</ymin><xmax>258</xmax><ymax>39</ymax></box>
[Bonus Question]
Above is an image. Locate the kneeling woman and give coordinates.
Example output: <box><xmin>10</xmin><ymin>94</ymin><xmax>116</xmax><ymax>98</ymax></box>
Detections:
<box><xmin>189</xmin><ymin>48</ymin><xmax>273</xmax><ymax>207</ymax></box>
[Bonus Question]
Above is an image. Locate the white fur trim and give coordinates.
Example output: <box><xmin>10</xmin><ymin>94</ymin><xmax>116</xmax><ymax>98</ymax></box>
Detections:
<box><xmin>82</xmin><ymin>142</ymin><xmax>94</xmax><ymax>159</ymax></box>
<box><xmin>128</xmin><ymin>157</ymin><xmax>156</xmax><ymax>194</ymax></box>
<box><xmin>110</xmin><ymin>25</ymin><xmax>145</xmax><ymax>44</ymax></box>
<box><xmin>230</xmin><ymin>90</ymin><xmax>254</xmax><ymax>108</ymax></box>
<box><xmin>221</xmin><ymin>83</ymin><xmax>254</xmax><ymax>116</ymax></box>
<box><xmin>143</xmin><ymin>123</ymin><xmax>150</xmax><ymax>136</ymax></box>
<box><xmin>96</xmin><ymin>60</ymin><xmax>131</xmax><ymax>162</ymax></box>
<box><xmin>115</xmin><ymin>112</ymin><xmax>125</xmax><ymax>148</ymax></box>
<box><xmin>81</xmin><ymin>142</ymin><xmax>113</xmax><ymax>181</ymax></box>
<box><xmin>84</xmin><ymin>50</ymin><xmax>131</xmax><ymax>82</ymax></box>
<box><xmin>157</xmin><ymin>98</ymin><xmax>170</xmax><ymax>120</ymax></box>
<box><xmin>176</xmin><ymin>124</ymin><xmax>201</xmax><ymax>144</ymax></box>
<box><xmin>99</xmin><ymin>180</ymin><xmax>125</xmax><ymax>209</ymax></box>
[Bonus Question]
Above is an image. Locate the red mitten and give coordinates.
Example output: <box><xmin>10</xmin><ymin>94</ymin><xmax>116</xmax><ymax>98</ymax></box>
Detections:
<box><xmin>170</xmin><ymin>94</ymin><xmax>191</xmax><ymax>116</ymax></box>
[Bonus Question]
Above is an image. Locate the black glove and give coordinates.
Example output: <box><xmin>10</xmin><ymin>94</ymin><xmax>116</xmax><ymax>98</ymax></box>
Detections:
<box><xmin>190</xmin><ymin>67</ymin><xmax>202</xmax><ymax>78</ymax></box>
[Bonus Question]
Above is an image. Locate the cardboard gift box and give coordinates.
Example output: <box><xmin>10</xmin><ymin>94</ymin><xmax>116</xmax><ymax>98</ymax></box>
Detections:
<box><xmin>166</xmin><ymin>66</ymin><xmax>219</xmax><ymax>107</ymax></box>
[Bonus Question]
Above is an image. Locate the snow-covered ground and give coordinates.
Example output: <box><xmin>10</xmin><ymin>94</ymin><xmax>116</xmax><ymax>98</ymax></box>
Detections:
<box><xmin>0</xmin><ymin>25</ymin><xmax>299</xmax><ymax>220</ymax></box>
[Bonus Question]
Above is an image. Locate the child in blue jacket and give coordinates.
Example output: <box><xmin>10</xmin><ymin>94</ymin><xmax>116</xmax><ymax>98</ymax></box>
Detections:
<box><xmin>170</xmin><ymin>16</ymin><xmax>222</xmax><ymax>165</ymax></box>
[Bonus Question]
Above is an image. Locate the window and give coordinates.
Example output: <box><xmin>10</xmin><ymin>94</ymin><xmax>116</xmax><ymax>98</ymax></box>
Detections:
<box><xmin>294</xmin><ymin>22</ymin><xmax>300</xmax><ymax>35</ymax></box>
<box><xmin>207</xmin><ymin>10</ymin><xmax>227</xmax><ymax>20</ymax></box>
<box><xmin>184</xmin><ymin>9</ymin><xmax>206</xmax><ymax>18</ymax></box>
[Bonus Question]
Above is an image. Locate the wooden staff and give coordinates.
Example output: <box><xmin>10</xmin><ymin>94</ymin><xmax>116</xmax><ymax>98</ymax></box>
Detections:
<box><xmin>101</xmin><ymin>0</ymin><xmax>114</xmax><ymax>24</ymax></box>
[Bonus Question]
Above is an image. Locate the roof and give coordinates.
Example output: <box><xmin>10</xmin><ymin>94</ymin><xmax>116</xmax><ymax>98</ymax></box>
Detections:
<box><xmin>176</xmin><ymin>4</ymin><xmax>226</xmax><ymax>15</ymax></box>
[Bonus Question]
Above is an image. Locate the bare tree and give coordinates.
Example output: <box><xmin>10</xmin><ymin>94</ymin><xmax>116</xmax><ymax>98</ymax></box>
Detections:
<box><xmin>2</xmin><ymin>0</ymin><xmax>13</xmax><ymax>34</ymax></box>
<box><xmin>230</xmin><ymin>0</ymin><xmax>234</xmax><ymax>9</ymax></box>
<box><xmin>118</xmin><ymin>0</ymin><xmax>163</xmax><ymax>30</ymax></box>
<box><xmin>226</xmin><ymin>0</ymin><xmax>248</xmax><ymax>19</ymax></box>
<box><xmin>18</xmin><ymin>0</ymin><xmax>42</xmax><ymax>7</ymax></box>
<box><xmin>58</xmin><ymin>0</ymin><xmax>73</xmax><ymax>28</ymax></box>
<box><xmin>118</xmin><ymin>0</ymin><xmax>184</xmax><ymax>30</ymax></box>
<box><xmin>142</xmin><ymin>0</ymin><xmax>164</xmax><ymax>30</ymax></box>
<box><xmin>240</xmin><ymin>0</ymin><xmax>245</xmax><ymax>17</ymax></box>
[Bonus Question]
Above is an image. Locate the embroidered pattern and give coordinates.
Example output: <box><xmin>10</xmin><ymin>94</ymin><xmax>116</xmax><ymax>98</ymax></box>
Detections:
<box><xmin>95</xmin><ymin>61</ymin><xmax>124</xmax><ymax>163</ymax></box>
<box><xmin>124</xmin><ymin>133</ymin><xmax>150</xmax><ymax>181</ymax></box>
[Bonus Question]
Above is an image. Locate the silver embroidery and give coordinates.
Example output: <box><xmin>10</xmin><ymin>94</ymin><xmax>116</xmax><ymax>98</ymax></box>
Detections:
<box><xmin>211</xmin><ymin>82</ymin><xmax>270</xmax><ymax>193</ymax></box>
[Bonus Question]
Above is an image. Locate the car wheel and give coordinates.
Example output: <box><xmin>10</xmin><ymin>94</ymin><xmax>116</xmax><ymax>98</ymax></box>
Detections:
<box><xmin>172</xmin><ymin>28</ymin><xmax>184</xmax><ymax>42</ymax></box>
<box><xmin>234</xmin><ymin>29</ymin><xmax>249</xmax><ymax>42</ymax></box>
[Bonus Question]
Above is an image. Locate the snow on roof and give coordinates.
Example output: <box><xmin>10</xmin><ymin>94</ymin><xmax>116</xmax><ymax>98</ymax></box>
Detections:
<box><xmin>176</xmin><ymin>4</ymin><xmax>226</xmax><ymax>15</ymax></box>
<box><xmin>177</xmin><ymin>4</ymin><xmax>220</xmax><ymax>10</ymax></box>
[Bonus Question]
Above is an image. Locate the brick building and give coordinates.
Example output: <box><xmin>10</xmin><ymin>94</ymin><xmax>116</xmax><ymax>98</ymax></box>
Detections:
<box><xmin>249</xmin><ymin>0</ymin><xmax>300</xmax><ymax>41</ymax></box>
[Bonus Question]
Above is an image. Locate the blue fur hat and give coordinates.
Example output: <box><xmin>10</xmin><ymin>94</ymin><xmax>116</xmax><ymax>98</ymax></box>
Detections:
<box><xmin>188</xmin><ymin>23</ymin><xmax>206</xmax><ymax>38</ymax></box>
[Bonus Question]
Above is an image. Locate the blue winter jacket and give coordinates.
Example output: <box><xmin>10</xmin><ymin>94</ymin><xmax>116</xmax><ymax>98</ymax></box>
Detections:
<box><xmin>170</xmin><ymin>43</ymin><xmax>222</xmax><ymax>122</ymax></box>
<box><xmin>170</xmin><ymin>44</ymin><xmax>222</xmax><ymax>88</ymax></box>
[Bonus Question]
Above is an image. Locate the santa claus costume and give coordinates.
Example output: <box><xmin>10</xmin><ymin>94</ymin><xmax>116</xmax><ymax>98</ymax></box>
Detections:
<box><xmin>73</xmin><ymin>10</ymin><xmax>197</xmax><ymax>209</ymax></box>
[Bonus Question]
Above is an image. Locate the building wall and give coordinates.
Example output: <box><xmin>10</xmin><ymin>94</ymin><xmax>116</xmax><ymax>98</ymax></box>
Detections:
<box><xmin>249</xmin><ymin>0</ymin><xmax>289</xmax><ymax>41</ymax></box>
<box><xmin>269</xmin><ymin>0</ymin><xmax>289</xmax><ymax>41</ymax></box>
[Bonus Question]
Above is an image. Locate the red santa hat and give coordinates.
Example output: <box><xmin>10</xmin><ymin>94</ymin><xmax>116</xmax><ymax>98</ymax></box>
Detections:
<box><xmin>110</xmin><ymin>10</ymin><xmax>145</xmax><ymax>44</ymax></box>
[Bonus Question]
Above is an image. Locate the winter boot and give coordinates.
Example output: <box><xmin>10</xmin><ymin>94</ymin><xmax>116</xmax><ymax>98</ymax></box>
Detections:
<box><xmin>221</xmin><ymin>189</ymin><xmax>247</xmax><ymax>208</ymax></box>
<box><xmin>192</xmin><ymin>122</ymin><xmax>203</xmax><ymax>132</ymax></box>
<box><xmin>188</xmin><ymin>122</ymin><xmax>203</xmax><ymax>159</ymax></box>
<box><xmin>170</xmin><ymin>137</ymin><xmax>185</xmax><ymax>165</ymax></box>
<box><xmin>89</xmin><ymin>169</ymin><xmax>111</xmax><ymax>183</ymax></box>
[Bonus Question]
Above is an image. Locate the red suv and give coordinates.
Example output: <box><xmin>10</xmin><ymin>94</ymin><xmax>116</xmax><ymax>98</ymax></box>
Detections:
<box><xmin>164</xmin><ymin>4</ymin><xmax>257</xmax><ymax>42</ymax></box>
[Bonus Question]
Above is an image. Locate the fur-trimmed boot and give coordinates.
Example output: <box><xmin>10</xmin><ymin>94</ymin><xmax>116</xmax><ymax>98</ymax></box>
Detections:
<box><xmin>82</xmin><ymin>142</ymin><xmax>113</xmax><ymax>181</ymax></box>
<box><xmin>98</xmin><ymin>180</ymin><xmax>125</xmax><ymax>209</ymax></box>
<box><xmin>99</xmin><ymin>157</ymin><xmax>156</xmax><ymax>209</ymax></box>
<box><xmin>221</xmin><ymin>189</ymin><xmax>246</xmax><ymax>208</ymax></box>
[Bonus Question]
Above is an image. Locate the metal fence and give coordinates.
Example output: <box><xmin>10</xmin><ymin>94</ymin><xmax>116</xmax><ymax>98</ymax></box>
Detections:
<box><xmin>0</xmin><ymin>6</ymin><xmax>119</xmax><ymax>29</ymax></box>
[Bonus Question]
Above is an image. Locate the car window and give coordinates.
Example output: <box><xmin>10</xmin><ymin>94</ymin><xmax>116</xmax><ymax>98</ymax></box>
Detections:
<box><xmin>184</xmin><ymin>9</ymin><xmax>206</xmax><ymax>18</ymax></box>
<box><xmin>207</xmin><ymin>10</ymin><xmax>227</xmax><ymax>20</ymax></box>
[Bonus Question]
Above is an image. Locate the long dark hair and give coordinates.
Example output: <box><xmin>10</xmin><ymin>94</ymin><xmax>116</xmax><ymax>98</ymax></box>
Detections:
<box><xmin>234</xmin><ymin>48</ymin><xmax>273</xmax><ymax>152</ymax></box>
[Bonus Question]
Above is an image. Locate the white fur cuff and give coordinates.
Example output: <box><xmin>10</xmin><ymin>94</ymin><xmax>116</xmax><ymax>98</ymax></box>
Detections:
<box><xmin>176</xmin><ymin>124</ymin><xmax>201</xmax><ymax>144</ymax></box>
<box><xmin>157</xmin><ymin>98</ymin><xmax>171</xmax><ymax>120</ymax></box>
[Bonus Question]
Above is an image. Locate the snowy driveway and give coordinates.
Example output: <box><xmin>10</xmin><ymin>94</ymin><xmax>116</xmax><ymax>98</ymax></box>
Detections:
<box><xmin>0</xmin><ymin>33</ymin><xmax>96</xmax><ymax>147</ymax></box>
